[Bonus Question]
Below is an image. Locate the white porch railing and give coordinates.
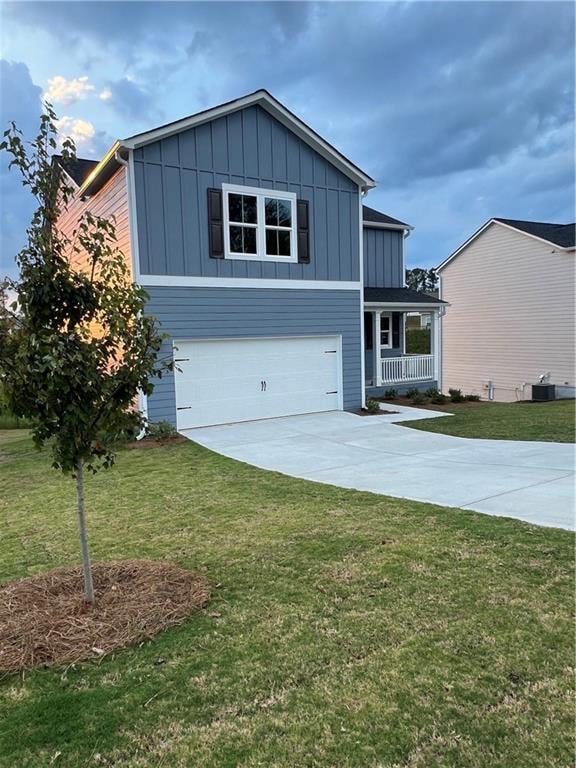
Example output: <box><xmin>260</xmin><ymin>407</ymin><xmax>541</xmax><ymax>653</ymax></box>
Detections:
<box><xmin>380</xmin><ymin>354</ymin><xmax>434</xmax><ymax>385</ymax></box>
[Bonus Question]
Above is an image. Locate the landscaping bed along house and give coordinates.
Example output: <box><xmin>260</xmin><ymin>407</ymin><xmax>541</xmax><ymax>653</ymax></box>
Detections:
<box><xmin>0</xmin><ymin>428</ymin><xmax>574</xmax><ymax>768</ymax></box>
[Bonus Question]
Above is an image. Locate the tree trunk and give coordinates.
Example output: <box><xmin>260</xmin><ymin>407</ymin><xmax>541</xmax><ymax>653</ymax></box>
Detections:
<box><xmin>75</xmin><ymin>461</ymin><xmax>95</xmax><ymax>603</ymax></box>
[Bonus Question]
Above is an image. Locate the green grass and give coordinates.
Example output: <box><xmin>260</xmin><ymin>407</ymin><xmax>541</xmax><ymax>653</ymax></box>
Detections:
<box><xmin>0</xmin><ymin>411</ymin><xmax>34</xmax><ymax>430</ymax></box>
<box><xmin>403</xmin><ymin>399</ymin><xmax>575</xmax><ymax>443</ymax></box>
<box><xmin>0</xmin><ymin>430</ymin><xmax>573</xmax><ymax>768</ymax></box>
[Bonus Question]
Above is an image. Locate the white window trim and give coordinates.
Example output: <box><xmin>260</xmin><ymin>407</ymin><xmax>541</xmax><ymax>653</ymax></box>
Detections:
<box><xmin>379</xmin><ymin>312</ymin><xmax>392</xmax><ymax>350</ymax></box>
<box><xmin>222</xmin><ymin>183</ymin><xmax>298</xmax><ymax>263</ymax></box>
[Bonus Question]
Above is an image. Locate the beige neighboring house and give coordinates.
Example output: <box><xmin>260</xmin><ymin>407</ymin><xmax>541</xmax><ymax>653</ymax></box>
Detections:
<box><xmin>437</xmin><ymin>218</ymin><xmax>576</xmax><ymax>402</ymax></box>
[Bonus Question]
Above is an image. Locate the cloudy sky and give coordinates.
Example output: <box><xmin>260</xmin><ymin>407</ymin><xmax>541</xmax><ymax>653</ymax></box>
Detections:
<box><xmin>1</xmin><ymin>1</ymin><xmax>574</xmax><ymax>279</ymax></box>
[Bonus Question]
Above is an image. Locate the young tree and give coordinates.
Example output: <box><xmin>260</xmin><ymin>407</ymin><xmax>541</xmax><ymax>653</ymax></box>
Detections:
<box><xmin>0</xmin><ymin>105</ymin><xmax>169</xmax><ymax>603</ymax></box>
<box><xmin>405</xmin><ymin>267</ymin><xmax>438</xmax><ymax>294</ymax></box>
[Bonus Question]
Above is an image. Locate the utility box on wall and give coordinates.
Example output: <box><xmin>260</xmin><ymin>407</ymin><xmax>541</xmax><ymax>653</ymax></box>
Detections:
<box><xmin>531</xmin><ymin>384</ymin><xmax>556</xmax><ymax>401</ymax></box>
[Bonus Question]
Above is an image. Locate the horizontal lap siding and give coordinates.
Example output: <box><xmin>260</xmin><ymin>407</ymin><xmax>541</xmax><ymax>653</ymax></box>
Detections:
<box><xmin>134</xmin><ymin>105</ymin><xmax>359</xmax><ymax>282</ymax></box>
<box><xmin>58</xmin><ymin>168</ymin><xmax>131</xmax><ymax>277</ymax></box>
<box><xmin>145</xmin><ymin>287</ymin><xmax>362</xmax><ymax>425</ymax></box>
<box><xmin>441</xmin><ymin>223</ymin><xmax>576</xmax><ymax>401</ymax></box>
<box><xmin>363</xmin><ymin>228</ymin><xmax>403</xmax><ymax>288</ymax></box>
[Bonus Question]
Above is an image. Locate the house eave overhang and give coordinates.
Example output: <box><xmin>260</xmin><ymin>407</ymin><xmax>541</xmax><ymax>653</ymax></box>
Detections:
<box><xmin>364</xmin><ymin>301</ymin><xmax>449</xmax><ymax>310</ymax></box>
<box><xmin>363</xmin><ymin>221</ymin><xmax>413</xmax><ymax>233</ymax></box>
<box><xmin>437</xmin><ymin>218</ymin><xmax>575</xmax><ymax>272</ymax></box>
<box><xmin>78</xmin><ymin>140</ymin><xmax>122</xmax><ymax>197</ymax></box>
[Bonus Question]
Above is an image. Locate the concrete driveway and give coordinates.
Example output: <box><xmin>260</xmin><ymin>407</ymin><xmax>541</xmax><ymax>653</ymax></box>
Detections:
<box><xmin>182</xmin><ymin>406</ymin><xmax>575</xmax><ymax>530</ymax></box>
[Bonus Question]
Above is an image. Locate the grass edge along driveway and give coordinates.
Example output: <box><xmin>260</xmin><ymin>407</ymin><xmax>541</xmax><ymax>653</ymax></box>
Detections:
<box><xmin>0</xmin><ymin>430</ymin><xmax>574</xmax><ymax>768</ymax></box>
<box><xmin>399</xmin><ymin>399</ymin><xmax>575</xmax><ymax>443</ymax></box>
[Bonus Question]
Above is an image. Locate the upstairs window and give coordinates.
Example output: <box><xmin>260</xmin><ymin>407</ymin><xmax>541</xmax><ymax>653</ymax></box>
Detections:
<box><xmin>223</xmin><ymin>184</ymin><xmax>297</xmax><ymax>262</ymax></box>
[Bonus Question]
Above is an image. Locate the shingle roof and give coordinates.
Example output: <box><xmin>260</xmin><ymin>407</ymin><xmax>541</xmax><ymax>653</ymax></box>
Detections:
<box><xmin>494</xmin><ymin>218</ymin><xmax>575</xmax><ymax>248</ymax></box>
<box><xmin>364</xmin><ymin>287</ymin><xmax>447</xmax><ymax>304</ymax></box>
<box><xmin>363</xmin><ymin>205</ymin><xmax>409</xmax><ymax>228</ymax></box>
<box><xmin>53</xmin><ymin>156</ymin><xmax>99</xmax><ymax>187</ymax></box>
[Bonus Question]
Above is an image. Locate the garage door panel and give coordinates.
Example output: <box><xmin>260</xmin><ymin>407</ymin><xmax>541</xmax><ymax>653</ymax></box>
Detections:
<box><xmin>174</xmin><ymin>336</ymin><xmax>342</xmax><ymax>429</ymax></box>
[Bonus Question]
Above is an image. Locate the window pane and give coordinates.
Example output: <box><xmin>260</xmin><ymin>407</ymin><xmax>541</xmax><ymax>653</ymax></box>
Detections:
<box><xmin>266</xmin><ymin>229</ymin><xmax>278</xmax><ymax>255</ymax></box>
<box><xmin>243</xmin><ymin>196</ymin><xmax>257</xmax><ymax>224</ymax></box>
<box><xmin>265</xmin><ymin>198</ymin><xmax>278</xmax><ymax>226</ymax></box>
<box><xmin>278</xmin><ymin>229</ymin><xmax>291</xmax><ymax>256</ymax></box>
<box><xmin>277</xmin><ymin>199</ymin><xmax>291</xmax><ymax>227</ymax></box>
<box><xmin>381</xmin><ymin>314</ymin><xmax>390</xmax><ymax>330</ymax></box>
<box><xmin>243</xmin><ymin>226</ymin><xmax>257</xmax><ymax>254</ymax></box>
<box><xmin>380</xmin><ymin>331</ymin><xmax>390</xmax><ymax>346</ymax></box>
<box><xmin>228</xmin><ymin>194</ymin><xmax>243</xmax><ymax>222</ymax></box>
<box><xmin>229</xmin><ymin>225</ymin><xmax>243</xmax><ymax>252</ymax></box>
<box><xmin>265</xmin><ymin>197</ymin><xmax>292</xmax><ymax>227</ymax></box>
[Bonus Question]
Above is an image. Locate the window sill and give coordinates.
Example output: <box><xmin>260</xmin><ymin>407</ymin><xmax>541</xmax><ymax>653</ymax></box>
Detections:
<box><xmin>225</xmin><ymin>252</ymin><xmax>299</xmax><ymax>264</ymax></box>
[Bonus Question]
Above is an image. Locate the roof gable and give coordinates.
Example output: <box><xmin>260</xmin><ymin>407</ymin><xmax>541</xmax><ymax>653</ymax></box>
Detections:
<box><xmin>438</xmin><ymin>217</ymin><xmax>575</xmax><ymax>271</ymax></box>
<box><xmin>123</xmin><ymin>89</ymin><xmax>374</xmax><ymax>190</ymax></box>
<box><xmin>494</xmin><ymin>218</ymin><xmax>575</xmax><ymax>249</ymax></box>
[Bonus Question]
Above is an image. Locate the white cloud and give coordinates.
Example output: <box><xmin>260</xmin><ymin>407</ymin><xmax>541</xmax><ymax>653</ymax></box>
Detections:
<box><xmin>55</xmin><ymin>116</ymin><xmax>96</xmax><ymax>152</ymax></box>
<box><xmin>99</xmin><ymin>88</ymin><xmax>112</xmax><ymax>101</ymax></box>
<box><xmin>44</xmin><ymin>75</ymin><xmax>94</xmax><ymax>106</ymax></box>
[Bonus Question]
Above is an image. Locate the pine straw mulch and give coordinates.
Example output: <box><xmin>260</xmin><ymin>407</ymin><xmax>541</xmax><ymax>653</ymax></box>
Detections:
<box><xmin>0</xmin><ymin>560</ymin><xmax>210</xmax><ymax>672</ymax></box>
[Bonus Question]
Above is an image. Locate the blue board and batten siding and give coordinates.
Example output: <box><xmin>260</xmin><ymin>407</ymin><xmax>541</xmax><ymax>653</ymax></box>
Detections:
<box><xmin>363</xmin><ymin>228</ymin><xmax>404</xmax><ymax>288</ymax></box>
<box><xmin>145</xmin><ymin>288</ymin><xmax>362</xmax><ymax>425</ymax></box>
<box><xmin>131</xmin><ymin>103</ymin><xmax>365</xmax><ymax>426</ymax></box>
<box><xmin>133</xmin><ymin>104</ymin><xmax>360</xmax><ymax>281</ymax></box>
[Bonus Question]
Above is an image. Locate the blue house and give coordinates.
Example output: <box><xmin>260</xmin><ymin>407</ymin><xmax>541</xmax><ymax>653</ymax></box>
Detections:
<box><xmin>62</xmin><ymin>90</ymin><xmax>446</xmax><ymax>430</ymax></box>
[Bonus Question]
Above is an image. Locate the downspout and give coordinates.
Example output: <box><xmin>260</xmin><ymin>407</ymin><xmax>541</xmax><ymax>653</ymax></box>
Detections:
<box><xmin>359</xmin><ymin>187</ymin><xmax>367</xmax><ymax>408</ymax></box>
<box><xmin>114</xmin><ymin>147</ymin><xmax>129</xmax><ymax>166</ymax></box>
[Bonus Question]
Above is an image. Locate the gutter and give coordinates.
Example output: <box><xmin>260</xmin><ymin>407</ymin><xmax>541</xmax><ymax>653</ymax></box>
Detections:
<box><xmin>78</xmin><ymin>140</ymin><xmax>121</xmax><ymax>197</ymax></box>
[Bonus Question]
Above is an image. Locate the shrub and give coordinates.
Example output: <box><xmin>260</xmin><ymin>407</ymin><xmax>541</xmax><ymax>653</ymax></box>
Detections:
<box><xmin>406</xmin><ymin>387</ymin><xmax>421</xmax><ymax>399</ymax></box>
<box><xmin>146</xmin><ymin>420</ymin><xmax>178</xmax><ymax>441</ymax></box>
<box><xmin>431</xmin><ymin>393</ymin><xmax>448</xmax><ymax>404</ymax></box>
<box><xmin>465</xmin><ymin>393</ymin><xmax>481</xmax><ymax>401</ymax></box>
<box><xmin>383</xmin><ymin>388</ymin><xmax>398</xmax><ymax>400</ymax></box>
<box><xmin>425</xmin><ymin>387</ymin><xmax>440</xmax><ymax>398</ymax></box>
<box><xmin>411</xmin><ymin>393</ymin><xmax>427</xmax><ymax>406</ymax></box>
<box><xmin>448</xmin><ymin>388</ymin><xmax>465</xmax><ymax>403</ymax></box>
<box><xmin>366</xmin><ymin>398</ymin><xmax>381</xmax><ymax>413</ymax></box>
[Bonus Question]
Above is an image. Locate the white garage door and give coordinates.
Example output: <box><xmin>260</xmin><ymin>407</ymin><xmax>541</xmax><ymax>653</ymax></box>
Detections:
<box><xmin>174</xmin><ymin>336</ymin><xmax>342</xmax><ymax>430</ymax></box>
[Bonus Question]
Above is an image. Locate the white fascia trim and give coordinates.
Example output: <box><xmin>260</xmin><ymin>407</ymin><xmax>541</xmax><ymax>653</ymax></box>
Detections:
<box><xmin>138</xmin><ymin>275</ymin><xmax>362</xmax><ymax>291</ymax></box>
<box><xmin>364</xmin><ymin>302</ymin><xmax>447</xmax><ymax>310</ymax></box>
<box><xmin>121</xmin><ymin>90</ymin><xmax>375</xmax><ymax>190</ymax></box>
<box><xmin>437</xmin><ymin>218</ymin><xmax>574</xmax><ymax>272</ymax></box>
<box><xmin>362</xmin><ymin>221</ymin><xmax>412</xmax><ymax>232</ymax></box>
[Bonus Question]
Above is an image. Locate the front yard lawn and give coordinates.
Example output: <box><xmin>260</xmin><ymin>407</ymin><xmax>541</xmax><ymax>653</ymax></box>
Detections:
<box><xmin>0</xmin><ymin>430</ymin><xmax>573</xmax><ymax>767</ymax></box>
<box><xmin>400</xmin><ymin>399</ymin><xmax>575</xmax><ymax>443</ymax></box>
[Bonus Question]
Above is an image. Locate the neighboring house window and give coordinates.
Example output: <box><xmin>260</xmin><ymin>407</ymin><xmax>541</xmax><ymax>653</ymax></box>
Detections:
<box><xmin>380</xmin><ymin>313</ymin><xmax>392</xmax><ymax>349</ymax></box>
<box><xmin>222</xmin><ymin>184</ymin><xmax>297</xmax><ymax>262</ymax></box>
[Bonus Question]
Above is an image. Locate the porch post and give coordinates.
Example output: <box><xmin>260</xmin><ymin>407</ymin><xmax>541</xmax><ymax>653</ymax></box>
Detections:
<box><xmin>432</xmin><ymin>309</ymin><xmax>440</xmax><ymax>383</ymax></box>
<box><xmin>374</xmin><ymin>311</ymin><xmax>381</xmax><ymax>386</ymax></box>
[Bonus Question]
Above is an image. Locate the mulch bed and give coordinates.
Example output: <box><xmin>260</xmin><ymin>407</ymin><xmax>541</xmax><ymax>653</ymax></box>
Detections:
<box><xmin>378</xmin><ymin>396</ymin><xmax>484</xmax><ymax>411</ymax></box>
<box><xmin>0</xmin><ymin>560</ymin><xmax>209</xmax><ymax>672</ymax></box>
<box><xmin>354</xmin><ymin>409</ymin><xmax>399</xmax><ymax>417</ymax></box>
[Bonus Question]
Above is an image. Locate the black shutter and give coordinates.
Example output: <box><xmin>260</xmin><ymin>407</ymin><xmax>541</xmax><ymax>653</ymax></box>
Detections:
<box><xmin>392</xmin><ymin>313</ymin><xmax>401</xmax><ymax>348</ymax></box>
<box><xmin>297</xmin><ymin>199</ymin><xmax>310</xmax><ymax>264</ymax></box>
<box><xmin>207</xmin><ymin>187</ymin><xmax>224</xmax><ymax>258</ymax></box>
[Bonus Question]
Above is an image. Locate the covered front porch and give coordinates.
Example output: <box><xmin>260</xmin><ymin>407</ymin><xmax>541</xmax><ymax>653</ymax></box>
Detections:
<box><xmin>363</xmin><ymin>287</ymin><xmax>447</xmax><ymax>396</ymax></box>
